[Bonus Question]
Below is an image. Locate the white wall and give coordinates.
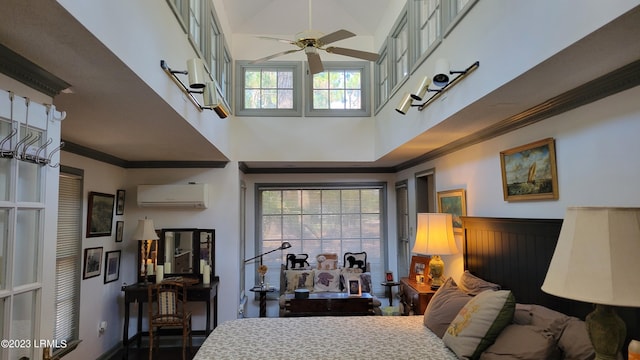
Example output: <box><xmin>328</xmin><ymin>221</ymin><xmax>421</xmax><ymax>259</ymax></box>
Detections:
<box><xmin>395</xmin><ymin>85</ymin><xmax>640</xmax><ymax>283</ymax></box>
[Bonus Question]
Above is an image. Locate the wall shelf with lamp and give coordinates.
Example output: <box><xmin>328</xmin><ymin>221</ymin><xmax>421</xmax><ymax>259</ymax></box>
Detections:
<box><xmin>161</xmin><ymin>58</ymin><xmax>230</xmax><ymax>119</ymax></box>
<box><xmin>396</xmin><ymin>59</ymin><xmax>480</xmax><ymax>115</ymax></box>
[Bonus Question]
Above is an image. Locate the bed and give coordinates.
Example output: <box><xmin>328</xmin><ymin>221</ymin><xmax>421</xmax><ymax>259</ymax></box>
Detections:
<box><xmin>194</xmin><ymin>217</ymin><xmax>640</xmax><ymax>360</ymax></box>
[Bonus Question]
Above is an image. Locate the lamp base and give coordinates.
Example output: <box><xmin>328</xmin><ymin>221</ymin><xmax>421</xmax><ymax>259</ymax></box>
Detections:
<box><xmin>429</xmin><ymin>255</ymin><xmax>445</xmax><ymax>290</ymax></box>
<box><xmin>586</xmin><ymin>304</ymin><xmax>626</xmax><ymax>360</ymax></box>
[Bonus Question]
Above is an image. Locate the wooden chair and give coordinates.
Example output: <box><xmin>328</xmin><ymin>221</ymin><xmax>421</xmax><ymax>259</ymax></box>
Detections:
<box><xmin>147</xmin><ymin>280</ymin><xmax>192</xmax><ymax>360</ymax></box>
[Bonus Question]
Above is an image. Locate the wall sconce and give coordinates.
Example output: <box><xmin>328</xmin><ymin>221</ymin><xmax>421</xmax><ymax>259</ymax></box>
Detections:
<box><xmin>395</xmin><ymin>61</ymin><xmax>480</xmax><ymax>115</ymax></box>
<box><xmin>161</xmin><ymin>59</ymin><xmax>230</xmax><ymax>119</ymax></box>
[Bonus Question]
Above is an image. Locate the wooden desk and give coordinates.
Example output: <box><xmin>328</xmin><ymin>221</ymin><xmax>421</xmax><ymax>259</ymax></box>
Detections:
<box><xmin>121</xmin><ymin>278</ymin><xmax>219</xmax><ymax>356</ymax></box>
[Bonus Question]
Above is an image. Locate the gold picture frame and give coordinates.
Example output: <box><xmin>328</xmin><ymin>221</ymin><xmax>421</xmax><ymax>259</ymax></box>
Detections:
<box><xmin>500</xmin><ymin>138</ymin><xmax>559</xmax><ymax>201</ymax></box>
<box><xmin>437</xmin><ymin>188</ymin><xmax>467</xmax><ymax>232</ymax></box>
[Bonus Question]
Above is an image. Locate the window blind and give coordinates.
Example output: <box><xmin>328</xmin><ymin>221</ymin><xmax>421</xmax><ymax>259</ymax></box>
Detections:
<box><xmin>54</xmin><ymin>173</ymin><xmax>81</xmax><ymax>344</ymax></box>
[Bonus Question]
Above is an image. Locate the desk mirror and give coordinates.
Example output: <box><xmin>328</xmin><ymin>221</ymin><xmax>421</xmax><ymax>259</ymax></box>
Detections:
<box><xmin>137</xmin><ymin>228</ymin><xmax>215</xmax><ymax>282</ymax></box>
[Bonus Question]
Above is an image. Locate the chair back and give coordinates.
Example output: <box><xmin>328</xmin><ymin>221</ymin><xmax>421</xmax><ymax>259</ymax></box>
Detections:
<box><xmin>148</xmin><ymin>280</ymin><xmax>188</xmax><ymax>323</ymax></box>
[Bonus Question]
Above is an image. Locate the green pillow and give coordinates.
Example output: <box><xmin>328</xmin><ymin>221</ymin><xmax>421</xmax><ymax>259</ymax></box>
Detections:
<box><xmin>443</xmin><ymin>290</ymin><xmax>515</xmax><ymax>360</ymax></box>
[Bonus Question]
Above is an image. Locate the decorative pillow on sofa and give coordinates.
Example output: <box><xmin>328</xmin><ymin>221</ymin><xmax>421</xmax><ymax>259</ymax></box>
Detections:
<box><xmin>343</xmin><ymin>251</ymin><xmax>367</xmax><ymax>270</ymax></box>
<box><xmin>423</xmin><ymin>277</ymin><xmax>473</xmax><ymax>338</ymax></box>
<box><xmin>458</xmin><ymin>270</ymin><xmax>501</xmax><ymax>296</ymax></box>
<box><xmin>284</xmin><ymin>270</ymin><xmax>314</xmax><ymax>293</ymax></box>
<box><xmin>479</xmin><ymin>324</ymin><xmax>561</xmax><ymax>360</ymax></box>
<box><xmin>340</xmin><ymin>271</ymin><xmax>372</xmax><ymax>293</ymax></box>
<box><xmin>443</xmin><ymin>290</ymin><xmax>516</xmax><ymax>360</ymax></box>
<box><xmin>286</xmin><ymin>253</ymin><xmax>310</xmax><ymax>269</ymax></box>
<box><xmin>316</xmin><ymin>253</ymin><xmax>339</xmax><ymax>270</ymax></box>
<box><xmin>313</xmin><ymin>269</ymin><xmax>341</xmax><ymax>292</ymax></box>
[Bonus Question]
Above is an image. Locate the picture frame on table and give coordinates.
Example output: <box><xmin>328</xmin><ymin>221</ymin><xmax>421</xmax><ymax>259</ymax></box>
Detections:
<box><xmin>86</xmin><ymin>192</ymin><xmax>115</xmax><ymax>237</ymax></box>
<box><xmin>83</xmin><ymin>247</ymin><xmax>103</xmax><ymax>279</ymax></box>
<box><xmin>116</xmin><ymin>189</ymin><xmax>126</xmax><ymax>215</ymax></box>
<box><xmin>115</xmin><ymin>221</ymin><xmax>124</xmax><ymax>243</ymax></box>
<box><xmin>499</xmin><ymin>138</ymin><xmax>559</xmax><ymax>202</ymax></box>
<box><xmin>409</xmin><ymin>255</ymin><xmax>430</xmax><ymax>283</ymax></box>
<box><xmin>437</xmin><ymin>188</ymin><xmax>467</xmax><ymax>233</ymax></box>
<box><xmin>348</xmin><ymin>278</ymin><xmax>362</xmax><ymax>296</ymax></box>
<box><xmin>385</xmin><ymin>271</ymin><xmax>394</xmax><ymax>283</ymax></box>
<box><xmin>104</xmin><ymin>250</ymin><xmax>121</xmax><ymax>284</ymax></box>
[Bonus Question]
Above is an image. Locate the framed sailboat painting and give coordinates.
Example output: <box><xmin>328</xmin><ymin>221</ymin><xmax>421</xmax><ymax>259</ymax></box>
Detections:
<box><xmin>500</xmin><ymin>138</ymin><xmax>559</xmax><ymax>201</ymax></box>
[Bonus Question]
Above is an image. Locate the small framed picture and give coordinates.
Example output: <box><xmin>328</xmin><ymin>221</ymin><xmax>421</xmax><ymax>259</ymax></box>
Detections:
<box><xmin>348</xmin><ymin>278</ymin><xmax>362</xmax><ymax>296</ymax></box>
<box><xmin>83</xmin><ymin>247</ymin><xmax>103</xmax><ymax>279</ymax></box>
<box><xmin>409</xmin><ymin>255</ymin><xmax>430</xmax><ymax>281</ymax></box>
<box><xmin>87</xmin><ymin>192</ymin><xmax>115</xmax><ymax>238</ymax></box>
<box><xmin>115</xmin><ymin>221</ymin><xmax>124</xmax><ymax>243</ymax></box>
<box><xmin>116</xmin><ymin>189</ymin><xmax>126</xmax><ymax>215</ymax></box>
<box><xmin>385</xmin><ymin>271</ymin><xmax>394</xmax><ymax>283</ymax></box>
<box><xmin>104</xmin><ymin>250</ymin><xmax>121</xmax><ymax>284</ymax></box>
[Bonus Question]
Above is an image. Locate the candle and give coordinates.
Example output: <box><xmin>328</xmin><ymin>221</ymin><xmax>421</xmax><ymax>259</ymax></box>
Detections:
<box><xmin>200</xmin><ymin>259</ymin><xmax>205</xmax><ymax>273</ymax></box>
<box><xmin>147</xmin><ymin>263</ymin><xmax>154</xmax><ymax>275</ymax></box>
<box><xmin>203</xmin><ymin>265</ymin><xmax>211</xmax><ymax>285</ymax></box>
<box><xmin>164</xmin><ymin>262</ymin><xmax>172</xmax><ymax>274</ymax></box>
<box><xmin>155</xmin><ymin>265</ymin><xmax>164</xmax><ymax>283</ymax></box>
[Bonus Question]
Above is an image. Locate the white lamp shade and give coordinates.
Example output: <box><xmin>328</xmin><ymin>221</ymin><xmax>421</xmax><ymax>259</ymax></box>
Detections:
<box><xmin>132</xmin><ymin>219</ymin><xmax>159</xmax><ymax>241</ymax></box>
<box><xmin>412</xmin><ymin>213</ymin><xmax>458</xmax><ymax>255</ymax></box>
<box><xmin>542</xmin><ymin>207</ymin><xmax>640</xmax><ymax>307</ymax></box>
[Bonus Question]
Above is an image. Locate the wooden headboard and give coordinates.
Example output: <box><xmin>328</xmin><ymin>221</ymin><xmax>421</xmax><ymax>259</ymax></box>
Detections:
<box><xmin>461</xmin><ymin>216</ymin><xmax>639</xmax><ymax>348</ymax></box>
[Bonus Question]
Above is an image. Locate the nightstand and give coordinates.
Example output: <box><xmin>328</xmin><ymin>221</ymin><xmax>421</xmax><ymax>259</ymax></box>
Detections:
<box><xmin>399</xmin><ymin>277</ymin><xmax>436</xmax><ymax>315</ymax></box>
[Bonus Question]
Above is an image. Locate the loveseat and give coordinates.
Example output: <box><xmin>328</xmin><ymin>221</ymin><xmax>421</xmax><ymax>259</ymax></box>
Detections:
<box><xmin>278</xmin><ymin>252</ymin><xmax>383</xmax><ymax>316</ymax></box>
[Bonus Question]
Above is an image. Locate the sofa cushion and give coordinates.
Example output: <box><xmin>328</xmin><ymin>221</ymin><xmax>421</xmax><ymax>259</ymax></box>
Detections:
<box><xmin>423</xmin><ymin>277</ymin><xmax>473</xmax><ymax>338</ymax></box>
<box><xmin>341</xmin><ymin>270</ymin><xmax>373</xmax><ymax>293</ymax></box>
<box><xmin>313</xmin><ymin>269</ymin><xmax>341</xmax><ymax>292</ymax></box>
<box><xmin>443</xmin><ymin>290</ymin><xmax>516</xmax><ymax>360</ymax></box>
<box><xmin>284</xmin><ymin>269</ymin><xmax>314</xmax><ymax>293</ymax></box>
<box><xmin>285</xmin><ymin>253</ymin><xmax>310</xmax><ymax>269</ymax></box>
<box><xmin>316</xmin><ymin>253</ymin><xmax>339</xmax><ymax>270</ymax></box>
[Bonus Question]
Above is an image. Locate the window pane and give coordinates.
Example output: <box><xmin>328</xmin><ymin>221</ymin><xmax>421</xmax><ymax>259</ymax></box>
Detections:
<box><xmin>345</xmin><ymin>71</ymin><xmax>361</xmax><ymax>88</ymax></box>
<box><xmin>278</xmin><ymin>71</ymin><xmax>293</xmax><ymax>88</ymax></box>
<box><xmin>342</xmin><ymin>214</ymin><xmax>361</xmax><ymax>238</ymax></box>
<box><xmin>11</xmin><ymin>291</ymin><xmax>35</xmax><ymax>360</ymax></box>
<box><xmin>245</xmin><ymin>70</ymin><xmax>261</xmax><ymax>88</ymax></box>
<box><xmin>329</xmin><ymin>71</ymin><xmax>344</xmax><ymax>89</ymax></box>
<box><xmin>262</xmin><ymin>215</ymin><xmax>282</xmax><ymax>240</ymax></box>
<box><xmin>342</xmin><ymin>190</ymin><xmax>360</xmax><ymax>213</ymax></box>
<box><xmin>313</xmin><ymin>90</ymin><xmax>329</xmax><ymax>109</ymax></box>
<box><xmin>261</xmin><ymin>90</ymin><xmax>277</xmax><ymax>108</ymax></box>
<box><xmin>14</xmin><ymin>209</ymin><xmax>39</xmax><ymax>286</ymax></box>
<box><xmin>301</xmin><ymin>214</ymin><xmax>321</xmax><ymax>239</ymax></box>
<box><xmin>321</xmin><ymin>214</ymin><xmax>341</xmax><ymax>238</ymax></box>
<box><xmin>329</xmin><ymin>90</ymin><xmax>345</xmax><ymax>109</ymax></box>
<box><xmin>282</xmin><ymin>215</ymin><xmax>301</xmax><ymax>239</ymax></box>
<box><xmin>302</xmin><ymin>190</ymin><xmax>321</xmax><ymax>213</ymax></box>
<box><xmin>277</xmin><ymin>90</ymin><xmax>293</xmax><ymax>109</ymax></box>
<box><xmin>346</xmin><ymin>90</ymin><xmax>361</xmax><ymax>109</ymax></box>
<box><xmin>322</xmin><ymin>190</ymin><xmax>340</xmax><ymax>213</ymax></box>
<box><xmin>313</xmin><ymin>73</ymin><xmax>328</xmax><ymax>89</ymax></box>
<box><xmin>262</xmin><ymin>191</ymin><xmax>282</xmax><ymax>214</ymax></box>
<box><xmin>262</xmin><ymin>71</ymin><xmax>277</xmax><ymax>88</ymax></box>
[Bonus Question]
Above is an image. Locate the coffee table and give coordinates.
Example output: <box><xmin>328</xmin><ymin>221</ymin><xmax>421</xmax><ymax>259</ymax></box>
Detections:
<box><xmin>283</xmin><ymin>292</ymin><xmax>374</xmax><ymax>316</ymax></box>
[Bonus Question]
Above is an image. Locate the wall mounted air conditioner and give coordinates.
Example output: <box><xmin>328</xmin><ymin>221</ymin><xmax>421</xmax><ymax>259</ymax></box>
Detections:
<box><xmin>137</xmin><ymin>184</ymin><xmax>209</xmax><ymax>208</ymax></box>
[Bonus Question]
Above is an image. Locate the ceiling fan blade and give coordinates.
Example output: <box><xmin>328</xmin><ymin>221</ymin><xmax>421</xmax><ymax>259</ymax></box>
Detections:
<box><xmin>318</xmin><ymin>29</ymin><xmax>356</xmax><ymax>46</ymax></box>
<box><xmin>256</xmin><ymin>36</ymin><xmax>297</xmax><ymax>46</ymax></box>
<box><xmin>306</xmin><ymin>51</ymin><xmax>324</xmax><ymax>74</ymax></box>
<box><xmin>249</xmin><ymin>49</ymin><xmax>302</xmax><ymax>64</ymax></box>
<box><xmin>325</xmin><ymin>46</ymin><xmax>380</xmax><ymax>61</ymax></box>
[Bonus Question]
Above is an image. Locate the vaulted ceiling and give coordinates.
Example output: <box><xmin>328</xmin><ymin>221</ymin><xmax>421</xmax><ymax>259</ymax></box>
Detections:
<box><xmin>1</xmin><ymin>1</ymin><xmax>639</xmax><ymax>171</ymax></box>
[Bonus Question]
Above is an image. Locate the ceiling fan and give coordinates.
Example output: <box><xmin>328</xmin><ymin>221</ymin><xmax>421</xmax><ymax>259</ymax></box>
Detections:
<box><xmin>250</xmin><ymin>0</ymin><xmax>379</xmax><ymax>75</ymax></box>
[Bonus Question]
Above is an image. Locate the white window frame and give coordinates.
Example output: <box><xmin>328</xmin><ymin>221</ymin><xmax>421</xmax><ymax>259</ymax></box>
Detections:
<box><xmin>235</xmin><ymin>61</ymin><xmax>302</xmax><ymax>117</ymax></box>
<box><xmin>411</xmin><ymin>0</ymin><xmax>443</xmax><ymax>72</ymax></box>
<box><xmin>374</xmin><ymin>42</ymin><xmax>389</xmax><ymax>114</ymax></box>
<box><xmin>205</xmin><ymin>4</ymin><xmax>221</xmax><ymax>82</ymax></box>
<box><xmin>188</xmin><ymin>0</ymin><xmax>205</xmax><ymax>56</ymax></box>
<box><xmin>443</xmin><ymin>0</ymin><xmax>479</xmax><ymax>37</ymax></box>
<box><xmin>256</xmin><ymin>183</ymin><xmax>387</xmax><ymax>297</ymax></box>
<box><xmin>389</xmin><ymin>4</ymin><xmax>410</xmax><ymax>95</ymax></box>
<box><xmin>305</xmin><ymin>61</ymin><xmax>371</xmax><ymax>117</ymax></box>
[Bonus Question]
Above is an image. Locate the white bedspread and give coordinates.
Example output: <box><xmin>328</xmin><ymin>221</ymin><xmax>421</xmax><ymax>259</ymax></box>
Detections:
<box><xmin>194</xmin><ymin>315</ymin><xmax>457</xmax><ymax>360</ymax></box>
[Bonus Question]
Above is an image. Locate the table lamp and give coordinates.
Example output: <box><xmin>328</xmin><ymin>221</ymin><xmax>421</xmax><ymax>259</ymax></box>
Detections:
<box><xmin>133</xmin><ymin>218</ymin><xmax>159</xmax><ymax>284</ymax></box>
<box><xmin>412</xmin><ymin>213</ymin><xmax>458</xmax><ymax>290</ymax></box>
<box><xmin>542</xmin><ymin>207</ymin><xmax>640</xmax><ymax>360</ymax></box>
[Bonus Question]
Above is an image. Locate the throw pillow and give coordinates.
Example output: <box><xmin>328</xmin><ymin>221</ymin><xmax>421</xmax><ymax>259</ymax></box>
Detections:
<box><xmin>458</xmin><ymin>270</ymin><xmax>501</xmax><ymax>296</ymax></box>
<box><xmin>313</xmin><ymin>269</ymin><xmax>341</xmax><ymax>292</ymax></box>
<box><xmin>479</xmin><ymin>324</ymin><xmax>561</xmax><ymax>360</ymax></box>
<box><xmin>423</xmin><ymin>277</ymin><xmax>473</xmax><ymax>338</ymax></box>
<box><xmin>557</xmin><ymin>318</ymin><xmax>595</xmax><ymax>360</ymax></box>
<box><xmin>286</xmin><ymin>253</ymin><xmax>310</xmax><ymax>269</ymax></box>
<box><xmin>284</xmin><ymin>270</ymin><xmax>314</xmax><ymax>293</ymax></box>
<box><xmin>443</xmin><ymin>290</ymin><xmax>516</xmax><ymax>360</ymax></box>
<box><xmin>316</xmin><ymin>253</ymin><xmax>339</xmax><ymax>270</ymax></box>
<box><xmin>343</xmin><ymin>251</ymin><xmax>367</xmax><ymax>270</ymax></box>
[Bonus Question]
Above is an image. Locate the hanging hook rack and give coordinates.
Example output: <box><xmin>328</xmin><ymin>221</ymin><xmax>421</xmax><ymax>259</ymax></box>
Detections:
<box><xmin>31</xmin><ymin>137</ymin><xmax>53</xmax><ymax>163</ymax></box>
<box><xmin>45</xmin><ymin>141</ymin><xmax>65</xmax><ymax>168</ymax></box>
<box><xmin>13</xmin><ymin>132</ymin><xmax>34</xmax><ymax>160</ymax></box>
<box><xmin>19</xmin><ymin>133</ymin><xmax>42</xmax><ymax>160</ymax></box>
<box><xmin>0</xmin><ymin>128</ymin><xmax>18</xmax><ymax>158</ymax></box>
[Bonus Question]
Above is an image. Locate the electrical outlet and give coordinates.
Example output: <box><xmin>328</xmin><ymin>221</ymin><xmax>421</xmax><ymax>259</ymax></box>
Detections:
<box><xmin>98</xmin><ymin>321</ymin><xmax>107</xmax><ymax>337</ymax></box>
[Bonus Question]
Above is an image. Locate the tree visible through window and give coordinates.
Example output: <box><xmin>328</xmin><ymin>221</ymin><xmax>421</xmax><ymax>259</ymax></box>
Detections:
<box><xmin>244</xmin><ymin>69</ymin><xmax>294</xmax><ymax>109</ymax></box>
<box><xmin>312</xmin><ymin>70</ymin><xmax>361</xmax><ymax>109</ymax></box>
